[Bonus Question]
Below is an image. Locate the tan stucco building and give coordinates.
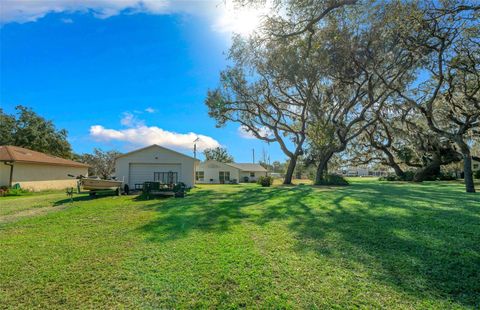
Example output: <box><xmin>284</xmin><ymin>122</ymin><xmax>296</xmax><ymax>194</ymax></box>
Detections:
<box><xmin>0</xmin><ymin>146</ymin><xmax>89</xmax><ymax>191</ymax></box>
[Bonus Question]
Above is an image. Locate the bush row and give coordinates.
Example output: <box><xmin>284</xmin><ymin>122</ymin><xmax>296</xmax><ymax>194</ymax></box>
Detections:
<box><xmin>257</xmin><ymin>176</ymin><xmax>274</xmax><ymax>187</ymax></box>
<box><xmin>0</xmin><ymin>186</ymin><xmax>31</xmax><ymax>197</ymax></box>
<box><xmin>315</xmin><ymin>174</ymin><xmax>349</xmax><ymax>186</ymax></box>
<box><xmin>380</xmin><ymin>171</ymin><xmax>462</xmax><ymax>182</ymax></box>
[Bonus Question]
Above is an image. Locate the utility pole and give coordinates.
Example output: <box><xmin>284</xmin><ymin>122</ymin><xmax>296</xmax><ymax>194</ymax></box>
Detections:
<box><xmin>193</xmin><ymin>137</ymin><xmax>200</xmax><ymax>185</ymax></box>
<box><xmin>252</xmin><ymin>148</ymin><xmax>255</xmax><ymax>164</ymax></box>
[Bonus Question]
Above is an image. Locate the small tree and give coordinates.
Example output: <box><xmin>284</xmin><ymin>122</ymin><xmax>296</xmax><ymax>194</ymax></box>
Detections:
<box><xmin>77</xmin><ymin>148</ymin><xmax>122</xmax><ymax>179</ymax></box>
<box><xmin>203</xmin><ymin>147</ymin><xmax>234</xmax><ymax>163</ymax></box>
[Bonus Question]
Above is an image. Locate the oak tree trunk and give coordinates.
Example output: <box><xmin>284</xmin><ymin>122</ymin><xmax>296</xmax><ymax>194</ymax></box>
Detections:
<box><xmin>413</xmin><ymin>160</ymin><xmax>441</xmax><ymax>182</ymax></box>
<box><xmin>283</xmin><ymin>156</ymin><xmax>297</xmax><ymax>185</ymax></box>
<box><xmin>315</xmin><ymin>151</ymin><xmax>334</xmax><ymax>185</ymax></box>
<box><xmin>455</xmin><ymin>139</ymin><xmax>475</xmax><ymax>193</ymax></box>
<box><xmin>381</xmin><ymin>146</ymin><xmax>405</xmax><ymax>178</ymax></box>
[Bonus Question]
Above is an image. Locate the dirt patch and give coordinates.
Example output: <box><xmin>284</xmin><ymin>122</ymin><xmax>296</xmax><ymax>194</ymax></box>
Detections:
<box><xmin>0</xmin><ymin>204</ymin><xmax>71</xmax><ymax>225</ymax></box>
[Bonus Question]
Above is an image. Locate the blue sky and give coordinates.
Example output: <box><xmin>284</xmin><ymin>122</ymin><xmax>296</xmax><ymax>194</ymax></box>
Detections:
<box><xmin>0</xmin><ymin>1</ymin><xmax>282</xmax><ymax>163</ymax></box>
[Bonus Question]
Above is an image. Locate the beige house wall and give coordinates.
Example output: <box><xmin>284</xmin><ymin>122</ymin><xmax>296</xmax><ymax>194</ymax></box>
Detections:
<box><xmin>196</xmin><ymin>160</ymin><xmax>267</xmax><ymax>183</ymax></box>
<box><xmin>196</xmin><ymin>160</ymin><xmax>240</xmax><ymax>183</ymax></box>
<box><xmin>9</xmin><ymin>163</ymin><xmax>87</xmax><ymax>191</ymax></box>
<box><xmin>0</xmin><ymin>163</ymin><xmax>12</xmax><ymax>187</ymax></box>
<box><xmin>239</xmin><ymin>171</ymin><xmax>266</xmax><ymax>182</ymax></box>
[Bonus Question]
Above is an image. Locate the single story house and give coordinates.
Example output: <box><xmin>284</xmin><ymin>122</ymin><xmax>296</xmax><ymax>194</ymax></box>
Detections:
<box><xmin>115</xmin><ymin>144</ymin><xmax>199</xmax><ymax>189</ymax></box>
<box><xmin>339</xmin><ymin>166</ymin><xmax>390</xmax><ymax>177</ymax></box>
<box><xmin>472</xmin><ymin>156</ymin><xmax>480</xmax><ymax>172</ymax></box>
<box><xmin>196</xmin><ymin>160</ymin><xmax>267</xmax><ymax>183</ymax></box>
<box><xmin>0</xmin><ymin>145</ymin><xmax>89</xmax><ymax>191</ymax></box>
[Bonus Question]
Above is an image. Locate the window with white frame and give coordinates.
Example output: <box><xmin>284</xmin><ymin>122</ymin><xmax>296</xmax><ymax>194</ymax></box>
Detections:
<box><xmin>219</xmin><ymin>171</ymin><xmax>230</xmax><ymax>182</ymax></box>
<box><xmin>154</xmin><ymin>171</ymin><xmax>178</xmax><ymax>184</ymax></box>
<box><xmin>196</xmin><ymin>171</ymin><xmax>204</xmax><ymax>181</ymax></box>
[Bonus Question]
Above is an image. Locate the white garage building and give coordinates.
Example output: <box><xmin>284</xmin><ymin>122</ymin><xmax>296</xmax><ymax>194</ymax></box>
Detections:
<box><xmin>115</xmin><ymin>144</ymin><xmax>198</xmax><ymax>189</ymax></box>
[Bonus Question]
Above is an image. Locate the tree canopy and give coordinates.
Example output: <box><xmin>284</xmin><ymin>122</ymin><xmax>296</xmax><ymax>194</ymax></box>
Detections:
<box><xmin>203</xmin><ymin>147</ymin><xmax>235</xmax><ymax>163</ymax></box>
<box><xmin>75</xmin><ymin>148</ymin><xmax>122</xmax><ymax>179</ymax></box>
<box><xmin>0</xmin><ymin>106</ymin><xmax>73</xmax><ymax>159</ymax></box>
<box><xmin>208</xmin><ymin>0</ymin><xmax>479</xmax><ymax>192</ymax></box>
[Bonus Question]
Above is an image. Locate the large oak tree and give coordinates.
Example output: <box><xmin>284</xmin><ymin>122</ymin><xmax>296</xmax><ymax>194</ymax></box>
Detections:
<box><xmin>0</xmin><ymin>105</ymin><xmax>73</xmax><ymax>159</ymax></box>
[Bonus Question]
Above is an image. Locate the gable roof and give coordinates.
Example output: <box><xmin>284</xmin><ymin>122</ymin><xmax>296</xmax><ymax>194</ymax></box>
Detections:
<box><xmin>0</xmin><ymin>145</ymin><xmax>89</xmax><ymax>168</ymax></box>
<box><xmin>198</xmin><ymin>159</ymin><xmax>235</xmax><ymax>169</ymax></box>
<box><xmin>225</xmin><ymin>162</ymin><xmax>267</xmax><ymax>172</ymax></box>
<box><xmin>115</xmin><ymin>144</ymin><xmax>199</xmax><ymax>161</ymax></box>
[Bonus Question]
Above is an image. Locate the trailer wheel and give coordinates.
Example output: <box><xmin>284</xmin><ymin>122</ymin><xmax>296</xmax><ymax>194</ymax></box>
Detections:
<box><xmin>89</xmin><ymin>191</ymin><xmax>96</xmax><ymax>197</ymax></box>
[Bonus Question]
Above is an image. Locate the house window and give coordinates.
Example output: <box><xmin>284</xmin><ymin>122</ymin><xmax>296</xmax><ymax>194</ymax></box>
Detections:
<box><xmin>219</xmin><ymin>171</ymin><xmax>230</xmax><ymax>183</ymax></box>
<box><xmin>250</xmin><ymin>172</ymin><xmax>255</xmax><ymax>177</ymax></box>
<box><xmin>154</xmin><ymin>171</ymin><xmax>178</xmax><ymax>184</ymax></box>
<box><xmin>196</xmin><ymin>171</ymin><xmax>204</xmax><ymax>181</ymax></box>
<box><xmin>474</xmin><ymin>164</ymin><xmax>479</xmax><ymax>169</ymax></box>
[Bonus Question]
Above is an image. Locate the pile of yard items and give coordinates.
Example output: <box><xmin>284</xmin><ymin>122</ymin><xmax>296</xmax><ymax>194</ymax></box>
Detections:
<box><xmin>142</xmin><ymin>182</ymin><xmax>187</xmax><ymax>199</ymax></box>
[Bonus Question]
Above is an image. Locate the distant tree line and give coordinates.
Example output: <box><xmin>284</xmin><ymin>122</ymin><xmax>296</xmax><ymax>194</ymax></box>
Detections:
<box><xmin>206</xmin><ymin>0</ymin><xmax>479</xmax><ymax>192</ymax></box>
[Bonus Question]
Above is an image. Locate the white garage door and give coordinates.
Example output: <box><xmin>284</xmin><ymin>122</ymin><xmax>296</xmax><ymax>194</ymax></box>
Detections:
<box><xmin>129</xmin><ymin>163</ymin><xmax>181</xmax><ymax>186</ymax></box>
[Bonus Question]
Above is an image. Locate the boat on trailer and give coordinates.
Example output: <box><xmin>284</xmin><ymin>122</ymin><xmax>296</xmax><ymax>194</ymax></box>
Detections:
<box><xmin>68</xmin><ymin>174</ymin><xmax>124</xmax><ymax>196</ymax></box>
<box><xmin>80</xmin><ymin>178</ymin><xmax>123</xmax><ymax>191</ymax></box>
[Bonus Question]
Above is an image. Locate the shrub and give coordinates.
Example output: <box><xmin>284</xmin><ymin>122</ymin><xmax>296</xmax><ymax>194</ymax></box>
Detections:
<box><xmin>4</xmin><ymin>187</ymin><xmax>31</xmax><ymax>196</ymax></box>
<box><xmin>380</xmin><ymin>171</ymin><xmax>459</xmax><ymax>182</ymax></box>
<box><xmin>379</xmin><ymin>171</ymin><xmax>415</xmax><ymax>182</ymax></box>
<box><xmin>315</xmin><ymin>174</ymin><xmax>349</xmax><ymax>186</ymax></box>
<box><xmin>437</xmin><ymin>173</ymin><xmax>457</xmax><ymax>181</ymax></box>
<box><xmin>379</xmin><ymin>174</ymin><xmax>399</xmax><ymax>181</ymax></box>
<box><xmin>257</xmin><ymin>176</ymin><xmax>274</xmax><ymax>187</ymax></box>
<box><xmin>0</xmin><ymin>186</ymin><xmax>8</xmax><ymax>197</ymax></box>
<box><xmin>403</xmin><ymin>171</ymin><xmax>415</xmax><ymax>181</ymax></box>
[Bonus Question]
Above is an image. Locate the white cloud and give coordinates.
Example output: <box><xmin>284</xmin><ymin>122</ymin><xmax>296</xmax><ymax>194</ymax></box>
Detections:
<box><xmin>238</xmin><ymin>125</ymin><xmax>273</xmax><ymax>140</ymax></box>
<box><xmin>90</xmin><ymin>113</ymin><xmax>220</xmax><ymax>151</ymax></box>
<box><xmin>0</xmin><ymin>0</ymin><xmax>169</xmax><ymax>24</ymax></box>
<box><xmin>90</xmin><ymin>125</ymin><xmax>219</xmax><ymax>151</ymax></box>
<box><xmin>0</xmin><ymin>0</ymin><xmax>270</xmax><ymax>36</ymax></box>
<box><xmin>120</xmin><ymin>112</ymin><xmax>144</xmax><ymax>127</ymax></box>
<box><xmin>61</xmin><ymin>18</ymin><xmax>73</xmax><ymax>23</ymax></box>
<box><xmin>145</xmin><ymin>107</ymin><xmax>156</xmax><ymax>113</ymax></box>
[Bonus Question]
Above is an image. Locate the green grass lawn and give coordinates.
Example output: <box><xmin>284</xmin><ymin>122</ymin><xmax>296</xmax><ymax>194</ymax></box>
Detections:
<box><xmin>0</xmin><ymin>179</ymin><xmax>479</xmax><ymax>308</ymax></box>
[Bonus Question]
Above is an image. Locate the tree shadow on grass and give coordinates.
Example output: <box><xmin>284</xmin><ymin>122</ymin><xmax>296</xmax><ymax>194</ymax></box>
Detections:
<box><xmin>138</xmin><ymin>182</ymin><xmax>480</xmax><ymax>307</ymax></box>
<box><xmin>276</xmin><ymin>183</ymin><xmax>479</xmax><ymax>307</ymax></box>
<box><xmin>139</xmin><ymin>187</ymin><xmax>286</xmax><ymax>241</ymax></box>
<box><xmin>53</xmin><ymin>195</ymin><xmax>93</xmax><ymax>206</ymax></box>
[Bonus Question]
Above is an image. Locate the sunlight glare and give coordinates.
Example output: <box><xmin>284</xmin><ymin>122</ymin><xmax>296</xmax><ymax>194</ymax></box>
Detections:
<box><xmin>216</xmin><ymin>3</ymin><xmax>266</xmax><ymax>36</ymax></box>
